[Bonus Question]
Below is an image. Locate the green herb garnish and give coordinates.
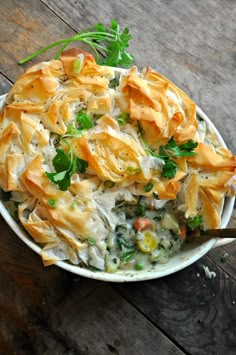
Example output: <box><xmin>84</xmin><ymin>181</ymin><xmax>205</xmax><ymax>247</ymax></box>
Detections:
<box><xmin>19</xmin><ymin>19</ymin><xmax>134</xmax><ymax>68</ymax></box>
<box><xmin>109</xmin><ymin>78</ymin><xmax>120</xmax><ymax>88</ymax></box>
<box><xmin>104</xmin><ymin>180</ymin><xmax>115</xmax><ymax>188</ymax></box>
<box><xmin>136</xmin><ymin>204</ymin><xmax>146</xmax><ymax>217</ymax></box>
<box><xmin>159</xmin><ymin>137</ymin><xmax>198</xmax><ymax>159</ymax></box>
<box><xmin>159</xmin><ymin>138</ymin><xmax>198</xmax><ymax>179</ymax></box>
<box><xmin>117</xmin><ymin>237</ymin><xmax>134</xmax><ymax>250</ymax></box>
<box><xmin>144</xmin><ymin>182</ymin><xmax>153</xmax><ymax>193</ymax></box>
<box><xmin>46</xmin><ymin>139</ymin><xmax>88</xmax><ymax>191</ymax></box>
<box><xmin>120</xmin><ymin>248</ymin><xmax>138</xmax><ymax>262</ymax></box>
<box><xmin>138</xmin><ymin>121</ymin><xmax>198</xmax><ymax>179</ymax></box>
<box><xmin>126</xmin><ymin>166</ymin><xmax>141</xmax><ymax>176</ymax></box>
<box><xmin>187</xmin><ymin>214</ymin><xmax>203</xmax><ymax>230</ymax></box>
<box><xmin>117</xmin><ymin>112</ymin><xmax>130</xmax><ymax>125</ymax></box>
<box><xmin>65</xmin><ymin>124</ymin><xmax>85</xmax><ymax>137</ymax></box>
<box><xmin>137</xmin><ymin>121</ymin><xmax>198</xmax><ymax>179</ymax></box>
<box><xmin>47</xmin><ymin>198</ymin><xmax>58</xmax><ymax>208</ymax></box>
<box><xmin>65</xmin><ymin>110</ymin><xmax>92</xmax><ymax>137</ymax></box>
<box><xmin>161</xmin><ymin>159</ymin><xmax>178</xmax><ymax>179</ymax></box>
<box><xmin>76</xmin><ymin>109</ymin><xmax>94</xmax><ymax>129</ymax></box>
<box><xmin>70</xmin><ymin>201</ymin><xmax>78</xmax><ymax>209</ymax></box>
<box><xmin>87</xmin><ymin>236</ymin><xmax>96</xmax><ymax>246</ymax></box>
<box><xmin>73</xmin><ymin>59</ymin><xmax>83</xmax><ymax>73</ymax></box>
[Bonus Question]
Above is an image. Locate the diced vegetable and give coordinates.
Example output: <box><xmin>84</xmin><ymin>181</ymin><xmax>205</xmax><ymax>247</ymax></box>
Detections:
<box><xmin>160</xmin><ymin>213</ymin><xmax>179</xmax><ymax>232</ymax></box>
<box><xmin>87</xmin><ymin>236</ymin><xmax>96</xmax><ymax>246</ymax></box>
<box><xmin>105</xmin><ymin>254</ymin><xmax>120</xmax><ymax>273</ymax></box>
<box><xmin>134</xmin><ymin>217</ymin><xmax>152</xmax><ymax>231</ymax></box>
<box><xmin>136</xmin><ymin>231</ymin><xmax>158</xmax><ymax>253</ymax></box>
<box><xmin>150</xmin><ymin>248</ymin><xmax>168</xmax><ymax>264</ymax></box>
<box><xmin>179</xmin><ymin>225</ymin><xmax>187</xmax><ymax>240</ymax></box>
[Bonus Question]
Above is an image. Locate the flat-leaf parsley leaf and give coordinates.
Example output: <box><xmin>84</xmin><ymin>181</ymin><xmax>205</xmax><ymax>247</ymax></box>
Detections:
<box><xmin>46</xmin><ymin>139</ymin><xmax>88</xmax><ymax>191</ymax></box>
<box><xmin>138</xmin><ymin>122</ymin><xmax>198</xmax><ymax>179</ymax></box>
<box><xmin>187</xmin><ymin>215</ymin><xmax>203</xmax><ymax>230</ymax></box>
<box><xmin>19</xmin><ymin>19</ymin><xmax>134</xmax><ymax>68</ymax></box>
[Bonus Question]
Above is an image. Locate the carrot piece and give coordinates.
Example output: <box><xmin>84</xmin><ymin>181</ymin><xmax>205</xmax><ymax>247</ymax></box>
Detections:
<box><xmin>134</xmin><ymin>217</ymin><xmax>152</xmax><ymax>231</ymax></box>
<box><xmin>179</xmin><ymin>225</ymin><xmax>187</xmax><ymax>240</ymax></box>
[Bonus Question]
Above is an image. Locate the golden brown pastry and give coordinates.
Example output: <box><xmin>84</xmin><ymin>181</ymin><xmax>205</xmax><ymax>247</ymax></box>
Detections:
<box><xmin>0</xmin><ymin>48</ymin><xmax>235</xmax><ymax>270</ymax></box>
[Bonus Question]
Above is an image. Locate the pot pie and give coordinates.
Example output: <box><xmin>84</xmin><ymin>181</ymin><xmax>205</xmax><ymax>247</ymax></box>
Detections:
<box><xmin>0</xmin><ymin>48</ymin><xmax>235</xmax><ymax>272</ymax></box>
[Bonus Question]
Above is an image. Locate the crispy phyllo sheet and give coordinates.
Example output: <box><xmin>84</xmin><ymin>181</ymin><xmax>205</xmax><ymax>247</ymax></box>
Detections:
<box><xmin>0</xmin><ymin>48</ymin><xmax>235</xmax><ymax>270</ymax></box>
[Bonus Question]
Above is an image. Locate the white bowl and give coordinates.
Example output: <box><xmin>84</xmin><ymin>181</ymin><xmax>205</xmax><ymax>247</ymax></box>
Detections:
<box><xmin>0</xmin><ymin>93</ymin><xmax>234</xmax><ymax>282</ymax></box>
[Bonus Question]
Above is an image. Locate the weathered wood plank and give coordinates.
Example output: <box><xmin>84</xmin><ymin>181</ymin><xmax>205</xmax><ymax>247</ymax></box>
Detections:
<box><xmin>0</xmin><ymin>256</ymin><xmax>183</xmax><ymax>354</ymax></box>
<box><xmin>0</xmin><ymin>216</ymin><xmax>97</xmax><ymax>302</ymax></box>
<box><xmin>0</xmin><ymin>213</ymin><xmax>181</xmax><ymax>354</ymax></box>
<box><xmin>114</xmin><ymin>256</ymin><xmax>236</xmax><ymax>355</ymax></box>
<box><xmin>42</xmin><ymin>0</ymin><xmax>236</xmax><ymax>153</ymax></box>
<box><xmin>0</xmin><ymin>1</ymin><xmax>235</xmax><ymax>354</ymax></box>
<box><xmin>0</xmin><ymin>272</ymin><xmax>99</xmax><ymax>355</ymax></box>
<box><xmin>0</xmin><ymin>73</ymin><xmax>12</xmax><ymax>95</ymax></box>
<box><xmin>0</xmin><ymin>214</ymin><xmax>100</xmax><ymax>354</ymax></box>
<box><xmin>0</xmin><ymin>0</ymin><xmax>75</xmax><ymax>82</ymax></box>
<box><xmin>208</xmin><ymin>242</ymin><xmax>236</xmax><ymax>280</ymax></box>
<box><xmin>207</xmin><ymin>206</ymin><xmax>236</xmax><ymax>279</ymax></box>
<box><xmin>46</xmin><ymin>283</ymin><xmax>183</xmax><ymax>355</ymax></box>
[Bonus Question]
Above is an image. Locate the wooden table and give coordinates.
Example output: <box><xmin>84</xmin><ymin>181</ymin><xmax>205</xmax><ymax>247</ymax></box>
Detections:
<box><xmin>0</xmin><ymin>1</ymin><xmax>235</xmax><ymax>354</ymax></box>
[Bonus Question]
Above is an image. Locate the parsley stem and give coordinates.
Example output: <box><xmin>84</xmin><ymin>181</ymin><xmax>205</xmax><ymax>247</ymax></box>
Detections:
<box><xmin>18</xmin><ymin>20</ymin><xmax>134</xmax><ymax>68</ymax></box>
<box><xmin>18</xmin><ymin>38</ymin><xmax>72</xmax><ymax>64</ymax></box>
<box><xmin>19</xmin><ymin>31</ymin><xmax>116</xmax><ymax>64</ymax></box>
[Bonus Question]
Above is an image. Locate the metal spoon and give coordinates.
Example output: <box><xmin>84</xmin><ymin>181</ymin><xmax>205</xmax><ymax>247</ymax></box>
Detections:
<box><xmin>189</xmin><ymin>228</ymin><xmax>236</xmax><ymax>241</ymax></box>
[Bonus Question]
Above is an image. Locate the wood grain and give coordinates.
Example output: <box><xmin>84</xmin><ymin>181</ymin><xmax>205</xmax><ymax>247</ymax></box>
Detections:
<box><xmin>0</xmin><ymin>0</ymin><xmax>75</xmax><ymax>81</ymax></box>
<box><xmin>208</xmin><ymin>242</ymin><xmax>236</xmax><ymax>280</ymax></box>
<box><xmin>115</xmin><ymin>256</ymin><xmax>236</xmax><ymax>355</ymax></box>
<box><xmin>0</xmin><ymin>215</ymin><xmax>183</xmax><ymax>355</ymax></box>
<box><xmin>0</xmin><ymin>0</ymin><xmax>235</xmax><ymax>354</ymax></box>
<box><xmin>208</xmin><ymin>206</ymin><xmax>236</xmax><ymax>279</ymax></box>
<box><xmin>43</xmin><ymin>0</ymin><xmax>236</xmax><ymax>153</ymax></box>
<box><xmin>0</xmin><ymin>215</ymin><xmax>99</xmax><ymax>354</ymax></box>
<box><xmin>0</xmin><ymin>73</ymin><xmax>12</xmax><ymax>95</ymax></box>
<box><xmin>47</xmin><ymin>283</ymin><xmax>183</xmax><ymax>355</ymax></box>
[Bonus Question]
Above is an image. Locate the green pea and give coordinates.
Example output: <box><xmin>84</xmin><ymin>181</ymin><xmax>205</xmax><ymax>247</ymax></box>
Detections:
<box><xmin>47</xmin><ymin>198</ymin><xmax>58</xmax><ymax>208</ymax></box>
<box><xmin>135</xmin><ymin>262</ymin><xmax>145</xmax><ymax>271</ymax></box>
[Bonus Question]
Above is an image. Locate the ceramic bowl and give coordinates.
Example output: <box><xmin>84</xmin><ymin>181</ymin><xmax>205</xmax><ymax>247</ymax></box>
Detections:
<box><xmin>0</xmin><ymin>93</ymin><xmax>234</xmax><ymax>282</ymax></box>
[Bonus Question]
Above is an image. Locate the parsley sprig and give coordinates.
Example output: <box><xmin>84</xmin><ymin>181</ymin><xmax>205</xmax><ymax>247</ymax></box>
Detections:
<box><xmin>76</xmin><ymin>109</ymin><xmax>94</xmax><ymax>129</ymax></box>
<box><xmin>46</xmin><ymin>139</ymin><xmax>88</xmax><ymax>191</ymax></box>
<box><xmin>138</xmin><ymin>122</ymin><xmax>198</xmax><ymax>179</ymax></box>
<box><xmin>159</xmin><ymin>137</ymin><xmax>198</xmax><ymax>179</ymax></box>
<box><xmin>187</xmin><ymin>215</ymin><xmax>203</xmax><ymax>230</ymax></box>
<box><xmin>159</xmin><ymin>137</ymin><xmax>198</xmax><ymax>159</ymax></box>
<box><xmin>19</xmin><ymin>19</ymin><xmax>134</xmax><ymax>68</ymax></box>
<box><xmin>65</xmin><ymin>109</ymin><xmax>93</xmax><ymax>137</ymax></box>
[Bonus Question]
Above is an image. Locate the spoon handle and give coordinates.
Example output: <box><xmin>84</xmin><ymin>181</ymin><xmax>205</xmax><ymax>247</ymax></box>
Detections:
<box><xmin>196</xmin><ymin>228</ymin><xmax>236</xmax><ymax>239</ymax></box>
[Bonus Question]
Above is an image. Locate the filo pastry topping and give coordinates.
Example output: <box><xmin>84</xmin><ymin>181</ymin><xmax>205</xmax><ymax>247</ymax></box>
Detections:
<box><xmin>0</xmin><ymin>48</ymin><xmax>235</xmax><ymax>270</ymax></box>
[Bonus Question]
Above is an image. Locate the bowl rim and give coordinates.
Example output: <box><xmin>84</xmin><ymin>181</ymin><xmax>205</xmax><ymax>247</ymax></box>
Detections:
<box><xmin>0</xmin><ymin>92</ymin><xmax>234</xmax><ymax>282</ymax></box>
